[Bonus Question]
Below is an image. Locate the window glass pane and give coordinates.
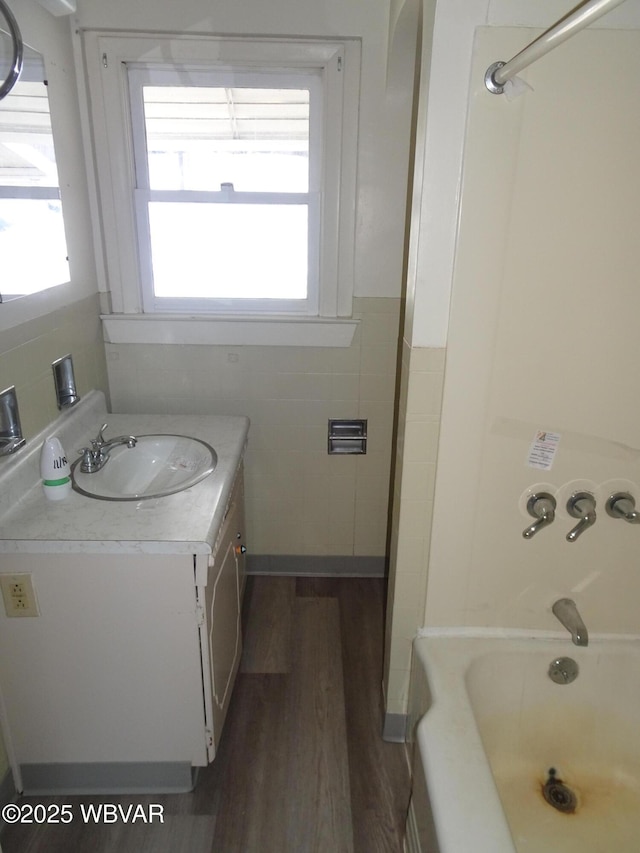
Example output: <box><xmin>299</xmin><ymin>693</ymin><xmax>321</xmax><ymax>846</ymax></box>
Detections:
<box><xmin>148</xmin><ymin>202</ymin><xmax>308</xmax><ymax>300</ymax></box>
<box><xmin>142</xmin><ymin>86</ymin><xmax>309</xmax><ymax>193</ymax></box>
<box><xmin>0</xmin><ymin>80</ymin><xmax>60</xmax><ymax>188</ymax></box>
<box><xmin>0</xmin><ymin>70</ymin><xmax>70</xmax><ymax>300</ymax></box>
<box><xmin>0</xmin><ymin>199</ymin><xmax>69</xmax><ymax>296</ymax></box>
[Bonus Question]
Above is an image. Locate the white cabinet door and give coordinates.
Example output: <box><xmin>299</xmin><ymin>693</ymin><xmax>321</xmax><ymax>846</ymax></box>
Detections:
<box><xmin>234</xmin><ymin>464</ymin><xmax>247</xmax><ymax>596</ymax></box>
<box><xmin>198</xmin><ymin>470</ymin><xmax>245</xmax><ymax>759</ymax></box>
<box><xmin>207</xmin><ymin>532</ymin><xmax>241</xmax><ymax>717</ymax></box>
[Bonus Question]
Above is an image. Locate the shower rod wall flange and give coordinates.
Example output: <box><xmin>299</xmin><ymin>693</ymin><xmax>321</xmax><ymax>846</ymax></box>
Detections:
<box><xmin>484</xmin><ymin>61</ymin><xmax>506</xmax><ymax>95</ymax></box>
<box><xmin>484</xmin><ymin>0</ymin><xmax>629</xmax><ymax>96</ymax></box>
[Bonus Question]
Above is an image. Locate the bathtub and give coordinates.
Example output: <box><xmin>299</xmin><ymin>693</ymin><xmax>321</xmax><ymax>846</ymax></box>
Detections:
<box><xmin>405</xmin><ymin>633</ymin><xmax>640</xmax><ymax>853</ymax></box>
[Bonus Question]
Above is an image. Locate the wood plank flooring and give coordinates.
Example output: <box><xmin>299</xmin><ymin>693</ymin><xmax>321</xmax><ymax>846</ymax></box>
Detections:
<box><xmin>1</xmin><ymin>576</ymin><xmax>410</xmax><ymax>853</ymax></box>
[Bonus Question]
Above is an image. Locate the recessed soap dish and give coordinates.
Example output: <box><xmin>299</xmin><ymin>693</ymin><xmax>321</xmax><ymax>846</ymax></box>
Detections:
<box><xmin>52</xmin><ymin>354</ymin><xmax>80</xmax><ymax>410</ymax></box>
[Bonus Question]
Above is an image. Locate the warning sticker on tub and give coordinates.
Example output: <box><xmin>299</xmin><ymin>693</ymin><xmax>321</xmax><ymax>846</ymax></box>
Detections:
<box><xmin>527</xmin><ymin>430</ymin><xmax>561</xmax><ymax>470</ymax></box>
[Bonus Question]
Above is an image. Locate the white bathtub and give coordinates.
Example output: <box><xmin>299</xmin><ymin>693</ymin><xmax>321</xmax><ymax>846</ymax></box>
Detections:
<box><xmin>406</xmin><ymin>633</ymin><xmax>640</xmax><ymax>853</ymax></box>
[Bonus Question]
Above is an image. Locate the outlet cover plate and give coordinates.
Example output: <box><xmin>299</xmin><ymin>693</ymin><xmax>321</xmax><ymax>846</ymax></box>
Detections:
<box><xmin>0</xmin><ymin>574</ymin><xmax>40</xmax><ymax>617</ymax></box>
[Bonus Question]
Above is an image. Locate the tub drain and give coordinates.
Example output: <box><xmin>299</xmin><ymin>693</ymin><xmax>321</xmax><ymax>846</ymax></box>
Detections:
<box><xmin>542</xmin><ymin>768</ymin><xmax>577</xmax><ymax>814</ymax></box>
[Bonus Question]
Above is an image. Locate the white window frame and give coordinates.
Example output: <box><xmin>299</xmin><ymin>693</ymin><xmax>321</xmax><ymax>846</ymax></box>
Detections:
<box><xmin>129</xmin><ymin>65</ymin><xmax>321</xmax><ymax>316</ymax></box>
<box><xmin>82</xmin><ymin>33</ymin><xmax>361</xmax><ymax>345</ymax></box>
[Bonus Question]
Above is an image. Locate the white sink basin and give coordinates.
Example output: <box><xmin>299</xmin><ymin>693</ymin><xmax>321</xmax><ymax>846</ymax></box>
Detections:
<box><xmin>71</xmin><ymin>434</ymin><xmax>217</xmax><ymax>501</ymax></box>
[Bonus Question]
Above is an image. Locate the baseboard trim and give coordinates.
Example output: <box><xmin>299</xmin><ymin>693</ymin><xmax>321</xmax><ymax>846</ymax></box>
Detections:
<box><xmin>246</xmin><ymin>554</ymin><xmax>387</xmax><ymax>577</ymax></box>
<box><xmin>19</xmin><ymin>762</ymin><xmax>196</xmax><ymax>795</ymax></box>
<box><xmin>382</xmin><ymin>712</ymin><xmax>408</xmax><ymax>743</ymax></box>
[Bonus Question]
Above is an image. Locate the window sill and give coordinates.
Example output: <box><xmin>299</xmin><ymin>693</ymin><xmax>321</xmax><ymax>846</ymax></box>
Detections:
<box><xmin>100</xmin><ymin>314</ymin><xmax>359</xmax><ymax>348</ymax></box>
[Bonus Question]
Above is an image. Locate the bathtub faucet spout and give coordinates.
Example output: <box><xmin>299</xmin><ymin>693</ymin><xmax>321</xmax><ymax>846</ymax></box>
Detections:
<box><xmin>552</xmin><ymin>598</ymin><xmax>588</xmax><ymax>647</ymax></box>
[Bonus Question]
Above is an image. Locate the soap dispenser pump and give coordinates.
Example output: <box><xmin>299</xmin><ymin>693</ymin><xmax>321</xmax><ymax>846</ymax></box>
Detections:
<box><xmin>40</xmin><ymin>435</ymin><xmax>71</xmax><ymax>501</ymax></box>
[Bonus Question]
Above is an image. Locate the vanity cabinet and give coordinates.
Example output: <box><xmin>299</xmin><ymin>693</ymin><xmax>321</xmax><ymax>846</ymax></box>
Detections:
<box><xmin>0</xmin><ymin>466</ymin><xmax>247</xmax><ymax>794</ymax></box>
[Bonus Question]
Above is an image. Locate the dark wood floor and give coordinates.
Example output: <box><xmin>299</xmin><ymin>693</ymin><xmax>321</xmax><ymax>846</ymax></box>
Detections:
<box><xmin>1</xmin><ymin>576</ymin><xmax>410</xmax><ymax>853</ymax></box>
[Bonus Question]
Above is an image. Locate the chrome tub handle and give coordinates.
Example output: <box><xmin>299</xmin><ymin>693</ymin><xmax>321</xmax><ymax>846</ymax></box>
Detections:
<box><xmin>566</xmin><ymin>491</ymin><xmax>596</xmax><ymax>542</ymax></box>
<box><xmin>606</xmin><ymin>492</ymin><xmax>640</xmax><ymax>524</ymax></box>
<box><xmin>522</xmin><ymin>492</ymin><xmax>556</xmax><ymax>539</ymax></box>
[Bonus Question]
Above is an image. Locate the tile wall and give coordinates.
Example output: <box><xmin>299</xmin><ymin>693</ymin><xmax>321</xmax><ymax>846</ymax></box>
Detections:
<box><xmin>106</xmin><ymin>297</ymin><xmax>402</xmax><ymax>558</ymax></box>
<box><xmin>384</xmin><ymin>341</ymin><xmax>445</xmax><ymax>715</ymax></box>
<box><xmin>0</xmin><ymin>295</ymin><xmax>109</xmax><ymax>441</ymax></box>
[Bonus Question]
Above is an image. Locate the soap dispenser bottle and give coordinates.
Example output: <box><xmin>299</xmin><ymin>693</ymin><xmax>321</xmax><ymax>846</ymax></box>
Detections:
<box><xmin>40</xmin><ymin>435</ymin><xmax>71</xmax><ymax>501</ymax></box>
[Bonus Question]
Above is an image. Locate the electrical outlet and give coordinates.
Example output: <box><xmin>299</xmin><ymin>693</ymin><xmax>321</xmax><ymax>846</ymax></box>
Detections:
<box><xmin>0</xmin><ymin>574</ymin><xmax>39</xmax><ymax>617</ymax></box>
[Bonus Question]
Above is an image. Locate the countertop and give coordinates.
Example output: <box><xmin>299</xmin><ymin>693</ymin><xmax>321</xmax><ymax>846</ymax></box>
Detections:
<box><xmin>0</xmin><ymin>391</ymin><xmax>249</xmax><ymax>555</ymax></box>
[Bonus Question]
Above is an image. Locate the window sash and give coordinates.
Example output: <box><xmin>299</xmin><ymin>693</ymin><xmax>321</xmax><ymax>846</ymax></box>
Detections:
<box><xmin>134</xmin><ymin>188</ymin><xmax>320</xmax><ymax>314</ymax></box>
<box><xmin>127</xmin><ymin>65</ymin><xmax>322</xmax><ymax>314</ymax></box>
<box><xmin>0</xmin><ymin>186</ymin><xmax>61</xmax><ymax>199</ymax></box>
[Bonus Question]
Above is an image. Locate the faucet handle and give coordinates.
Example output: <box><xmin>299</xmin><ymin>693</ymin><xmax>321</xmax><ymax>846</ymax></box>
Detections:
<box><xmin>606</xmin><ymin>492</ymin><xmax>640</xmax><ymax>524</ymax></box>
<box><xmin>566</xmin><ymin>491</ymin><xmax>596</xmax><ymax>542</ymax></box>
<box><xmin>92</xmin><ymin>423</ymin><xmax>108</xmax><ymax>448</ymax></box>
<box><xmin>523</xmin><ymin>492</ymin><xmax>556</xmax><ymax>539</ymax></box>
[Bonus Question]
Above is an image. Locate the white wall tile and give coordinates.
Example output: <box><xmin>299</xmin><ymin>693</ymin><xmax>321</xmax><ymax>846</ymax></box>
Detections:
<box><xmin>0</xmin><ymin>296</ymin><xmax>108</xmax><ymax>440</ymax></box>
<box><xmin>106</xmin><ymin>298</ymin><xmax>402</xmax><ymax>557</ymax></box>
<box><xmin>406</xmin><ymin>370</ymin><xmax>444</xmax><ymax>417</ymax></box>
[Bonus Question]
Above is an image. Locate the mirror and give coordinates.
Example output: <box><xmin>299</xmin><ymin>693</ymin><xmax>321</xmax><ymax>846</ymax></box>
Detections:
<box><xmin>0</xmin><ymin>24</ymin><xmax>69</xmax><ymax>302</ymax></box>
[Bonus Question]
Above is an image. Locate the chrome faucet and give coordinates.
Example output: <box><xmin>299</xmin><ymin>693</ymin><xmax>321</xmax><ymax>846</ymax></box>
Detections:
<box><xmin>79</xmin><ymin>423</ymin><xmax>137</xmax><ymax>473</ymax></box>
<box><xmin>552</xmin><ymin>598</ymin><xmax>588</xmax><ymax>647</ymax></box>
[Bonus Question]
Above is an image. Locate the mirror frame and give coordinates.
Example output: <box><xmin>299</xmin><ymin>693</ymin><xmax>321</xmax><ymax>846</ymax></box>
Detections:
<box><xmin>0</xmin><ymin>0</ymin><xmax>23</xmax><ymax>100</ymax></box>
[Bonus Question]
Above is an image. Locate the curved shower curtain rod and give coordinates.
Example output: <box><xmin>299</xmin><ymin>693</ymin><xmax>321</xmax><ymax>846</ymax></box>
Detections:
<box><xmin>485</xmin><ymin>0</ymin><xmax>628</xmax><ymax>95</ymax></box>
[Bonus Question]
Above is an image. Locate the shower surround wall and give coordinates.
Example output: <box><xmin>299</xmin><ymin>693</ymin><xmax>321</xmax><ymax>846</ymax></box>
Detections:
<box><xmin>106</xmin><ymin>297</ymin><xmax>401</xmax><ymax>563</ymax></box>
<box><xmin>384</xmin><ymin>6</ymin><xmax>640</xmax><ymax>719</ymax></box>
<box><xmin>421</xmin><ymin>24</ymin><xmax>640</xmax><ymax>643</ymax></box>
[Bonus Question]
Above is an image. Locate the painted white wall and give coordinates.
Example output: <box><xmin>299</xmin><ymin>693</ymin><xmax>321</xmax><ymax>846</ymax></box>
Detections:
<box><xmin>75</xmin><ymin>0</ymin><xmax>417</xmax><ymax>301</ymax></box>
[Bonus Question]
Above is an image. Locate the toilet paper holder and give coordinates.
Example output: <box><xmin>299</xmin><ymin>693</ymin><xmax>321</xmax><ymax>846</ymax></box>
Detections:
<box><xmin>328</xmin><ymin>419</ymin><xmax>367</xmax><ymax>455</ymax></box>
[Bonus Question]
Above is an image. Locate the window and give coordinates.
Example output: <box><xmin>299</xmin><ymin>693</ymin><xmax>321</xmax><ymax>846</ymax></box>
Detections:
<box><xmin>0</xmin><ymin>46</ymin><xmax>69</xmax><ymax>300</ymax></box>
<box><xmin>84</xmin><ymin>34</ymin><xmax>360</xmax><ymax>341</ymax></box>
<box><xmin>129</xmin><ymin>67</ymin><xmax>320</xmax><ymax>314</ymax></box>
